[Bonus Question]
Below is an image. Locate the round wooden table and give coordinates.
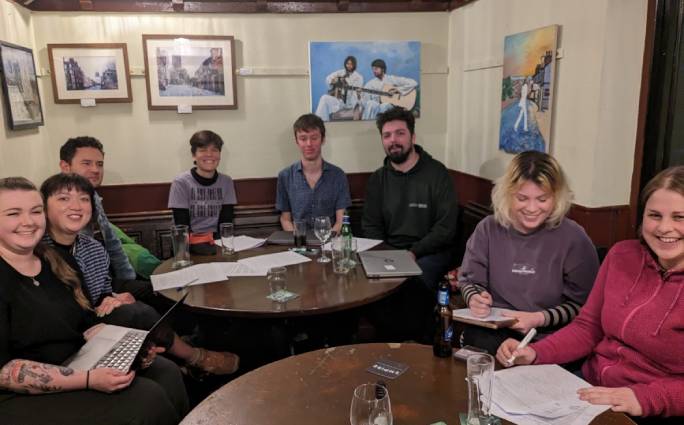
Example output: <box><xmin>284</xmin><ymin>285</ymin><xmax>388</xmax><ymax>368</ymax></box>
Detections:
<box><xmin>179</xmin><ymin>343</ymin><xmax>636</xmax><ymax>425</ymax></box>
<box><xmin>153</xmin><ymin>245</ymin><xmax>406</xmax><ymax>318</ymax></box>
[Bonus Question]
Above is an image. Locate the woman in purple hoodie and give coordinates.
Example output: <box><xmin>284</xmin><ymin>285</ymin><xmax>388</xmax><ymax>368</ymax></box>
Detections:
<box><xmin>457</xmin><ymin>151</ymin><xmax>599</xmax><ymax>354</ymax></box>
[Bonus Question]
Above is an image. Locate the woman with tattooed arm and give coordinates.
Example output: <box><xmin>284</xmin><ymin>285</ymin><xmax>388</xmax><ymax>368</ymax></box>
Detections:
<box><xmin>0</xmin><ymin>177</ymin><xmax>188</xmax><ymax>425</ymax></box>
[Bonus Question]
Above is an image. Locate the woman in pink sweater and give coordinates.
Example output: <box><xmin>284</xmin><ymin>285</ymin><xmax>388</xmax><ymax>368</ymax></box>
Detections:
<box><xmin>497</xmin><ymin>166</ymin><xmax>684</xmax><ymax>422</ymax></box>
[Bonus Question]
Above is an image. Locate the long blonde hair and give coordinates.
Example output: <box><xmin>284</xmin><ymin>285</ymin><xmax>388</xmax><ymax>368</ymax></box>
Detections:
<box><xmin>0</xmin><ymin>177</ymin><xmax>91</xmax><ymax>310</ymax></box>
<box><xmin>491</xmin><ymin>151</ymin><xmax>573</xmax><ymax>229</ymax></box>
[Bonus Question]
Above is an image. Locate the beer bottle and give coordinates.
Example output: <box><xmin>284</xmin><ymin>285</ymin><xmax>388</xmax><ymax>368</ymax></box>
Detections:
<box><xmin>433</xmin><ymin>279</ymin><xmax>453</xmax><ymax>358</ymax></box>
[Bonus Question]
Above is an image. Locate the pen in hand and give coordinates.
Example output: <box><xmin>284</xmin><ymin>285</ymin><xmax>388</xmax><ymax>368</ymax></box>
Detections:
<box><xmin>506</xmin><ymin>328</ymin><xmax>537</xmax><ymax>366</ymax></box>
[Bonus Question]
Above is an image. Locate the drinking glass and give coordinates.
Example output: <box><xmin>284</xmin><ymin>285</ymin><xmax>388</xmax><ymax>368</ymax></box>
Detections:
<box><xmin>293</xmin><ymin>219</ymin><xmax>308</xmax><ymax>250</ymax></box>
<box><xmin>313</xmin><ymin>216</ymin><xmax>332</xmax><ymax>263</ymax></box>
<box><xmin>350</xmin><ymin>383</ymin><xmax>393</xmax><ymax>425</ymax></box>
<box><xmin>267</xmin><ymin>266</ymin><xmax>287</xmax><ymax>294</ymax></box>
<box><xmin>331</xmin><ymin>237</ymin><xmax>351</xmax><ymax>274</ymax></box>
<box><xmin>220</xmin><ymin>222</ymin><xmax>234</xmax><ymax>256</ymax></box>
<box><xmin>170</xmin><ymin>224</ymin><xmax>192</xmax><ymax>269</ymax></box>
<box><xmin>466</xmin><ymin>353</ymin><xmax>494</xmax><ymax>425</ymax></box>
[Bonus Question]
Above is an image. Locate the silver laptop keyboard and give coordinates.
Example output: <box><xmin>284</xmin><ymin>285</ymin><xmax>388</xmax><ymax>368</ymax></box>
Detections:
<box><xmin>94</xmin><ymin>329</ymin><xmax>147</xmax><ymax>372</ymax></box>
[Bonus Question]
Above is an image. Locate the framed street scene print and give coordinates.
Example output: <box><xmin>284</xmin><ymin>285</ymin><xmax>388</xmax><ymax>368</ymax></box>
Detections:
<box><xmin>142</xmin><ymin>35</ymin><xmax>237</xmax><ymax>110</ymax></box>
<box><xmin>0</xmin><ymin>41</ymin><xmax>44</xmax><ymax>130</ymax></box>
<box><xmin>47</xmin><ymin>43</ymin><xmax>132</xmax><ymax>104</ymax></box>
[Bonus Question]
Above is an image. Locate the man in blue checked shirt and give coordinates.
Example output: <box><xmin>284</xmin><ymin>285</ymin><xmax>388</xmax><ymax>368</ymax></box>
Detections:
<box><xmin>275</xmin><ymin>114</ymin><xmax>351</xmax><ymax>234</ymax></box>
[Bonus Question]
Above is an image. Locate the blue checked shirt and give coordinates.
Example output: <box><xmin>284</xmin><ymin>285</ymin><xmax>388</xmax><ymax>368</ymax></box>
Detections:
<box><xmin>275</xmin><ymin>160</ymin><xmax>351</xmax><ymax>225</ymax></box>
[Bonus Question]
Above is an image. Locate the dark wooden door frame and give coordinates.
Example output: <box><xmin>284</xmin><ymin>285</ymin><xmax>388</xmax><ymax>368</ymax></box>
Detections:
<box><xmin>630</xmin><ymin>0</ymin><xmax>662</xmax><ymax>233</ymax></box>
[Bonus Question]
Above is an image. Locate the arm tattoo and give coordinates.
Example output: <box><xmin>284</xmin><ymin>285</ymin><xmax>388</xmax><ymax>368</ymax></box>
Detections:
<box><xmin>0</xmin><ymin>360</ymin><xmax>66</xmax><ymax>394</ymax></box>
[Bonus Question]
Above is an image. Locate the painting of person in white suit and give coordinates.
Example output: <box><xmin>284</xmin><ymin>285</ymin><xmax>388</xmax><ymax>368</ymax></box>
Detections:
<box><xmin>315</xmin><ymin>56</ymin><xmax>364</xmax><ymax>122</ymax></box>
<box><xmin>514</xmin><ymin>77</ymin><xmax>530</xmax><ymax>132</ymax></box>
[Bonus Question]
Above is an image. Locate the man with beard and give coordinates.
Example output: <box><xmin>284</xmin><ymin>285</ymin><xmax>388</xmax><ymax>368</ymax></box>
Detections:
<box><xmin>315</xmin><ymin>56</ymin><xmax>364</xmax><ymax>122</ymax></box>
<box><xmin>362</xmin><ymin>107</ymin><xmax>458</xmax><ymax>292</ymax></box>
<box><xmin>361</xmin><ymin>59</ymin><xmax>417</xmax><ymax>120</ymax></box>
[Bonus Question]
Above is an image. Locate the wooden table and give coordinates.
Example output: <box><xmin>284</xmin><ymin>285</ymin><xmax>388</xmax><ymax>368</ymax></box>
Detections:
<box><xmin>179</xmin><ymin>343</ymin><xmax>636</xmax><ymax>425</ymax></box>
<box><xmin>153</xmin><ymin>245</ymin><xmax>406</xmax><ymax>318</ymax></box>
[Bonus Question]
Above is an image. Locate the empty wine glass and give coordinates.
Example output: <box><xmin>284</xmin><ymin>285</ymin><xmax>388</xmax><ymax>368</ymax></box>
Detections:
<box><xmin>313</xmin><ymin>216</ymin><xmax>332</xmax><ymax>263</ymax></box>
<box><xmin>350</xmin><ymin>383</ymin><xmax>393</xmax><ymax>425</ymax></box>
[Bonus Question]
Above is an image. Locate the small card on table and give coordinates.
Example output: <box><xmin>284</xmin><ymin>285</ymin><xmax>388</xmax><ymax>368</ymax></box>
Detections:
<box><xmin>266</xmin><ymin>290</ymin><xmax>299</xmax><ymax>303</ymax></box>
<box><xmin>366</xmin><ymin>359</ymin><xmax>409</xmax><ymax>379</ymax></box>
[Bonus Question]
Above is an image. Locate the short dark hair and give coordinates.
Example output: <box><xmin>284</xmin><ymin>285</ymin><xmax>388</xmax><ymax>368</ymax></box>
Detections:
<box><xmin>371</xmin><ymin>59</ymin><xmax>386</xmax><ymax>72</ymax></box>
<box><xmin>0</xmin><ymin>176</ymin><xmax>37</xmax><ymax>193</ymax></box>
<box><xmin>40</xmin><ymin>173</ymin><xmax>96</xmax><ymax>212</ymax></box>
<box><xmin>189</xmin><ymin>130</ymin><xmax>224</xmax><ymax>154</ymax></box>
<box><xmin>376</xmin><ymin>107</ymin><xmax>415</xmax><ymax>136</ymax></box>
<box><xmin>344</xmin><ymin>56</ymin><xmax>357</xmax><ymax>70</ymax></box>
<box><xmin>60</xmin><ymin>137</ymin><xmax>104</xmax><ymax>164</ymax></box>
<box><xmin>293</xmin><ymin>113</ymin><xmax>326</xmax><ymax>139</ymax></box>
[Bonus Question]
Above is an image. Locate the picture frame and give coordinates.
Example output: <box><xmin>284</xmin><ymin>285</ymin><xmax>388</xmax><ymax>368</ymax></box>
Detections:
<box><xmin>47</xmin><ymin>43</ymin><xmax>132</xmax><ymax>104</ymax></box>
<box><xmin>0</xmin><ymin>41</ymin><xmax>44</xmax><ymax>130</ymax></box>
<box><xmin>142</xmin><ymin>34</ymin><xmax>237</xmax><ymax>111</ymax></box>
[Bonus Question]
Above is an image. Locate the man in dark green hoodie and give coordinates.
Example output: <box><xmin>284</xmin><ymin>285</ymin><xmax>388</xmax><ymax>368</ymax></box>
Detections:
<box><xmin>362</xmin><ymin>107</ymin><xmax>459</xmax><ymax>291</ymax></box>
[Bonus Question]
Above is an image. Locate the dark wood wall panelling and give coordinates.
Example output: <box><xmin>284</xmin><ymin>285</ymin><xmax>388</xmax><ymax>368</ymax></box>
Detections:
<box><xmin>99</xmin><ymin>170</ymin><xmax>633</xmax><ymax>259</ymax></box>
<box><xmin>16</xmin><ymin>0</ymin><xmax>478</xmax><ymax>13</ymax></box>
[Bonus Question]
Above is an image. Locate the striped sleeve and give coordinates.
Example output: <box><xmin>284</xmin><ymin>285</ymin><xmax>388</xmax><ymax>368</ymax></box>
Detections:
<box><xmin>541</xmin><ymin>299</ymin><xmax>582</xmax><ymax>327</ymax></box>
<box><xmin>458</xmin><ymin>282</ymin><xmax>487</xmax><ymax>306</ymax></box>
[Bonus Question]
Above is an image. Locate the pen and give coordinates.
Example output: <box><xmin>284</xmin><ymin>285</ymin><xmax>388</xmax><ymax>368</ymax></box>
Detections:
<box><xmin>506</xmin><ymin>328</ymin><xmax>537</xmax><ymax>365</ymax></box>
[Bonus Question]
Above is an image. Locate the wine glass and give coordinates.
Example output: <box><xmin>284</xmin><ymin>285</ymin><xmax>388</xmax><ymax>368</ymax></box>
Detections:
<box><xmin>313</xmin><ymin>216</ymin><xmax>332</xmax><ymax>263</ymax></box>
<box><xmin>350</xmin><ymin>383</ymin><xmax>393</xmax><ymax>425</ymax></box>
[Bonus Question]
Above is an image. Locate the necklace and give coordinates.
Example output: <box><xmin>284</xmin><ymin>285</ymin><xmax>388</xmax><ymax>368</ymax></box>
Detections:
<box><xmin>30</xmin><ymin>276</ymin><xmax>40</xmax><ymax>287</ymax></box>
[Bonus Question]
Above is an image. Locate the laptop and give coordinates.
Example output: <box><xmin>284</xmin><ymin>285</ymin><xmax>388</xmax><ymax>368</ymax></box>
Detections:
<box><xmin>358</xmin><ymin>250</ymin><xmax>423</xmax><ymax>278</ymax></box>
<box><xmin>267</xmin><ymin>230</ymin><xmax>322</xmax><ymax>246</ymax></box>
<box><xmin>64</xmin><ymin>294</ymin><xmax>188</xmax><ymax>372</ymax></box>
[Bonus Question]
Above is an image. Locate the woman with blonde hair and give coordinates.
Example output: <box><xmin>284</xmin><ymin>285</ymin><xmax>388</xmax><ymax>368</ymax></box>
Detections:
<box><xmin>457</xmin><ymin>151</ymin><xmax>599</xmax><ymax>354</ymax></box>
<box><xmin>497</xmin><ymin>166</ymin><xmax>684</xmax><ymax>423</ymax></box>
<box><xmin>0</xmin><ymin>177</ymin><xmax>187</xmax><ymax>425</ymax></box>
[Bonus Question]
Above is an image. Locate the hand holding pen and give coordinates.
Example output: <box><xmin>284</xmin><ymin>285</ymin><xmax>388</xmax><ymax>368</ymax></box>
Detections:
<box><xmin>495</xmin><ymin>328</ymin><xmax>538</xmax><ymax>367</ymax></box>
<box><xmin>468</xmin><ymin>290</ymin><xmax>493</xmax><ymax>318</ymax></box>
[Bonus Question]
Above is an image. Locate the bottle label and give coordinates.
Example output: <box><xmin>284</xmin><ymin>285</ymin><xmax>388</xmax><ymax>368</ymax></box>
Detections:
<box><xmin>438</xmin><ymin>290</ymin><xmax>449</xmax><ymax>306</ymax></box>
<box><xmin>443</xmin><ymin>325</ymin><xmax>453</xmax><ymax>342</ymax></box>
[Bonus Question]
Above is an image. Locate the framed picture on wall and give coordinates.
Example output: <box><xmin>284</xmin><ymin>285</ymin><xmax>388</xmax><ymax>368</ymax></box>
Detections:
<box><xmin>309</xmin><ymin>40</ymin><xmax>421</xmax><ymax>122</ymax></box>
<box><xmin>0</xmin><ymin>41</ymin><xmax>44</xmax><ymax>130</ymax></box>
<box><xmin>142</xmin><ymin>34</ymin><xmax>237</xmax><ymax>110</ymax></box>
<box><xmin>47</xmin><ymin>43</ymin><xmax>132</xmax><ymax>104</ymax></box>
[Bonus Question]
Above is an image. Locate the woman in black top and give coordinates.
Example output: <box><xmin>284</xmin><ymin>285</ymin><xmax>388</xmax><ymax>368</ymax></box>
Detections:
<box><xmin>0</xmin><ymin>177</ymin><xmax>188</xmax><ymax>425</ymax></box>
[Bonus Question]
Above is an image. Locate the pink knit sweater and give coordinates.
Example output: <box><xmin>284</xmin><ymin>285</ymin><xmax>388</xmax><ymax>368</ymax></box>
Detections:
<box><xmin>531</xmin><ymin>240</ymin><xmax>684</xmax><ymax>417</ymax></box>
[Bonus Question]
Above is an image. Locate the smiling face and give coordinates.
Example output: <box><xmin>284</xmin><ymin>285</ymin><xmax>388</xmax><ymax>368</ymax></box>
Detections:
<box><xmin>381</xmin><ymin>119</ymin><xmax>415</xmax><ymax>165</ymax></box>
<box><xmin>60</xmin><ymin>147</ymin><xmax>105</xmax><ymax>188</ymax></box>
<box><xmin>642</xmin><ymin>188</ymin><xmax>684</xmax><ymax>270</ymax></box>
<box><xmin>295</xmin><ymin>128</ymin><xmax>324</xmax><ymax>162</ymax></box>
<box><xmin>0</xmin><ymin>189</ymin><xmax>45</xmax><ymax>256</ymax></box>
<box><xmin>46</xmin><ymin>188</ymin><xmax>92</xmax><ymax>244</ymax></box>
<box><xmin>510</xmin><ymin>180</ymin><xmax>555</xmax><ymax>234</ymax></box>
<box><xmin>192</xmin><ymin>145</ymin><xmax>222</xmax><ymax>175</ymax></box>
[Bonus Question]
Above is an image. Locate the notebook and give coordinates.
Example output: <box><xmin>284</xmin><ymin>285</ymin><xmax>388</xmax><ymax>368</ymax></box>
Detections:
<box><xmin>64</xmin><ymin>294</ymin><xmax>188</xmax><ymax>372</ymax></box>
<box><xmin>266</xmin><ymin>230</ymin><xmax>322</xmax><ymax>246</ymax></box>
<box><xmin>358</xmin><ymin>250</ymin><xmax>423</xmax><ymax>278</ymax></box>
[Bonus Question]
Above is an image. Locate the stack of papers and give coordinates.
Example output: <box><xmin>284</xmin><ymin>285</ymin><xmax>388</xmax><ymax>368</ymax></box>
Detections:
<box><xmin>214</xmin><ymin>235</ymin><xmax>266</xmax><ymax>252</ymax></box>
<box><xmin>237</xmin><ymin>251</ymin><xmax>311</xmax><ymax>273</ymax></box>
<box><xmin>490</xmin><ymin>365</ymin><xmax>609</xmax><ymax>425</ymax></box>
<box><xmin>152</xmin><ymin>251</ymin><xmax>313</xmax><ymax>291</ymax></box>
<box><xmin>151</xmin><ymin>262</ymin><xmax>263</xmax><ymax>291</ymax></box>
<box><xmin>322</xmin><ymin>237</ymin><xmax>383</xmax><ymax>252</ymax></box>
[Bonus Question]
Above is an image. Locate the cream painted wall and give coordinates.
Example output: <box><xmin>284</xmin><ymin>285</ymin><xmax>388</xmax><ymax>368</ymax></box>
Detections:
<box><xmin>0</xmin><ymin>8</ymin><xmax>448</xmax><ymax>185</ymax></box>
<box><xmin>447</xmin><ymin>0</ymin><xmax>647</xmax><ymax>207</ymax></box>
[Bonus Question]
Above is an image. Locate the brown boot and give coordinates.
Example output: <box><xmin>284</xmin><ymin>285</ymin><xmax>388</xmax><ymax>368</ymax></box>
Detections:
<box><xmin>188</xmin><ymin>348</ymin><xmax>240</xmax><ymax>375</ymax></box>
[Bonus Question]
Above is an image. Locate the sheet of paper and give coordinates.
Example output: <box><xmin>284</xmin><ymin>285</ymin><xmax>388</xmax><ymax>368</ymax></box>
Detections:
<box><xmin>237</xmin><ymin>251</ymin><xmax>311</xmax><ymax>273</ymax></box>
<box><xmin>151</xmin><ymin>262</ymin><xmax>263</xmax><ymax>291</ymax></box>
<box><xmin>214</xmin><ymin>235</ymin><xmax>266</xmax><ymax>252</ymax></box>
<box><xmin>452</xmin><ymin>307</ymin><xmax>510</xmax><ymax>322</ymax></box>
<box><xmin>322</xmin><ymin>237</ymin><xmax>383</xmax><ymax>252</ymax></box>
<box><xmin>490</xmin><ymin>365</ymin><xmax>609</xmax><ymax>425</ymax></box>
